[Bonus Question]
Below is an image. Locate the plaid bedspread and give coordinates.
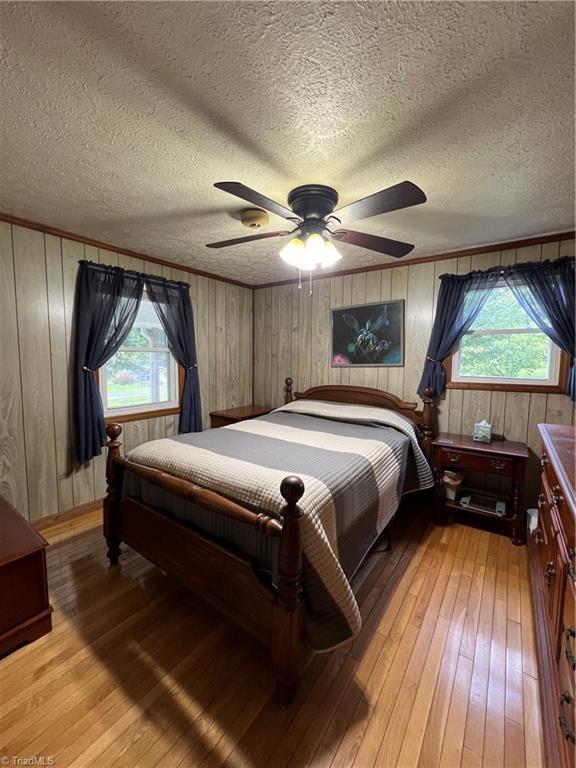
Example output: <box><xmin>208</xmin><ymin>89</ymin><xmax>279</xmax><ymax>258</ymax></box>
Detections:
<box><xmin>127</xmin><ymin>400</ymin><xmax>433</xmax><ymax>650</ymax></box>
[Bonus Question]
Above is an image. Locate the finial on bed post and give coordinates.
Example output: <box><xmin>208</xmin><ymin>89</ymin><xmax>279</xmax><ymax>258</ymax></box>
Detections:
<box><xmin>104</xmin><ymin>423</ymin><xmax>124</xmax><ymax>565</ymax></box>
<box><xmin>285</xmin><ymin>377</ymin><xmax>294</xmax><ymax>403</ymax></box>
<box><xmin>273</xmin><ymin>475</ymin><xmax>305</xmax><ymax>704</ymax></box>
<box><xmin>421</xmin><ymin>387</ymin><xmax>435</xmax><ymax>459</ymax></box>
<box><xmin>278</xmin><ymin>476</ymin><xmax>304</xmax><ymax>610</ymax></box>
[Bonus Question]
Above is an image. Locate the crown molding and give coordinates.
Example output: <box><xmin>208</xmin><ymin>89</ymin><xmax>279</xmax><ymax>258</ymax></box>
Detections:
<box><xmin>0</xmin><ymin>211</ymin><xmax>252</xmax><ymax>289</ymax></box>
<box><xmin>252</xmin><ymin>229</ymin><xmax>575</xmax><ymax>289</ymax></box>
<box><xmin>1</xmin><ymin>212</ymin><xmax>573</xmax><ymax>292</ymax></box>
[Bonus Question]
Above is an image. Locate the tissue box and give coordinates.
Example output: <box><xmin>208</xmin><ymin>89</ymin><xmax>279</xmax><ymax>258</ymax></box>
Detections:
<box><xmin>473</xmin><ymin>420</ymin><xmax>492</xmax><ymax>443</ymax></box>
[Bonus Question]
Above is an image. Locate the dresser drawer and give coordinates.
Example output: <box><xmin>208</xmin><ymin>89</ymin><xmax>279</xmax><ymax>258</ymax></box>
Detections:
<box><xmin>436</xmin><ymin>447</ymin><xmax>513</xmax><ymax>475</ymax></box>
<box><xmin>538</xmin><ymin>475</ymin><xmax>556</xmax><ymax>568</ymax></box>
<box><xmin>541</xmin><ymin>448</ymin><xmax>558</xmax><ymax>493</ymax></box>
<box><xmin>559</xmin><ymin>657</ymin><xmax>576</xmax><ymax>759</ymax></box>
<box><xmin>542</xmin><ymin>455</ymin><xmax>575</xmax><ymax>551</ymax></box>
<box><xmin>557</xmin><ymin>499</ymin><xmax>576</xmax><ymax>552</ymax></box>
<box><xmin>561</xmin><ymin>579</ymin><xmax>576</xmax><ymax>679</ymax></box>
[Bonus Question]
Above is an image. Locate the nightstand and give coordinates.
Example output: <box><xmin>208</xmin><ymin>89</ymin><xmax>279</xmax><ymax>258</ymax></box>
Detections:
<box><xmin>432</xmin><ymin>433</ymin><xmax>529</xmax><ymax>545</ymax></box>
<box><xmin>209</xmin><ymin>405</ymin><xmax>272</xmax><ymax>428</ymax></box>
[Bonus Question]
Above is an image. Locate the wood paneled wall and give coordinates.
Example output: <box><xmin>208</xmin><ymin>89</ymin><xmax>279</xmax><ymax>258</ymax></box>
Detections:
<box><xmin>253</xmin><ymin>237</ymin><xmax>575</xmax><ymax>504</ymax></box>
<box><xmin>1</xmin><ymin>220</ymin><xmax>573</xmax><ymax>522</ymax></box>
<box><xmin>0</xmin><ymin>222</ymin><xmax>253</xmax><ymax>521</ymax></box>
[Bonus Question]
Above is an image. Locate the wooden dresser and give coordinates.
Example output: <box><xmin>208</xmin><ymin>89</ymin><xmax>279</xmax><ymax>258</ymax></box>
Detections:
<box><xmin>0</xmin><ymin>495</ymin><xmax>52</xmax><ymax>656</ymax></box>
<box><xmin>529</xmin><ymin>424</ymin><xmax>575</xmax><ymax>767</ymax></box>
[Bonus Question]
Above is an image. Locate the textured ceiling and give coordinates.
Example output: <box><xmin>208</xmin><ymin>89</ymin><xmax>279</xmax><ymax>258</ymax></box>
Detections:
<box><xmin>0</xmin><ymin>1</ymin><xmax>574</xmax><ymax>284</ymax></box>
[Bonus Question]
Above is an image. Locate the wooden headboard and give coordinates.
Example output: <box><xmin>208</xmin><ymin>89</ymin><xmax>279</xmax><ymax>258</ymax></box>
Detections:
<box><xmin>283</xmin><ymin>377</ymin><xmax>435</xmax><ymax>458</ymax></box>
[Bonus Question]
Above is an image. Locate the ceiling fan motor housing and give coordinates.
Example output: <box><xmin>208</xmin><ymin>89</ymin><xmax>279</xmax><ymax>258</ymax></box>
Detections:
<box><xmin>240</xmin><ymin>208</ymin><xmax>269</xmax><ymax>229</ymax></box>
<box><xmin>287</xmin><ymin>184</ymin><xmax>339</xmax><ymax>221</ymax></box>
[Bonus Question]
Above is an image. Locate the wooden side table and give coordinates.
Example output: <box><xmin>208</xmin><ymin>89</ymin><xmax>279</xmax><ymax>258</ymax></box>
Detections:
<box><xmin>0</xmin><ymin>495</ymin><xmax>53</xmax><ymax>656</ymax></box>
<box><xmin>209</xmin><ymin>405</ymin><xmax>272</xmax><ymax>429</ymax></box>
<box><xmin>431</xmin><ymin>433</ymin><xmax>529</xmax><ymax>545</ymax></box>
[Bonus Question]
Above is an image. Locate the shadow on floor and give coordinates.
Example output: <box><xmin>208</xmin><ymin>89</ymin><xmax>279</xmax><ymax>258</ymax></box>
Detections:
<box><xmin>57</xmin><ymin>497</ymin><xmax>430</xmax><ymax>766</ymax></box>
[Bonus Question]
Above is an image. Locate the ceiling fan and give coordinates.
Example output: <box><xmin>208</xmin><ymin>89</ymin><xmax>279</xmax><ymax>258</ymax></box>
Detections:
<box><xmin>206</xmin><ymin>180</ymin><xmax>427</xmax><ymax>271</ymax></box>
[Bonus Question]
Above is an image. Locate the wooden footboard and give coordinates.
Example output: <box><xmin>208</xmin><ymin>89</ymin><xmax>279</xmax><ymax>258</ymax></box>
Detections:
<box><xmin>103</xmin><ymin>422</ymin><xmax>307</xmax><ymax>703</ymax></box>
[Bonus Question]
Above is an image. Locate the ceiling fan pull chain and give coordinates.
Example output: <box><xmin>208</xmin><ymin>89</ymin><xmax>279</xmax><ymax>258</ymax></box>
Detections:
<box><xmin>309</xmin><ymin>271</ymin><xmax>313</xmax><ymax>296</ymax></box>
<box><xmin>298</xmin><ymin>269</ymin><xmax>302</xmax><ymax>290</ymax></box>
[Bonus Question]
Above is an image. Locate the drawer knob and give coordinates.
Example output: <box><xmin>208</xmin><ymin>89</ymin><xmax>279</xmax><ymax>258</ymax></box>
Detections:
<box><xmin>490</xmin><ymin>459</ymin><xmax>507</xmax><ymax>470</ymax></box>
<box><xmin>447</xmin><ymin>452</ymin><xmax>461</xmax><ymax>463</ymax></box>
<box><xmin>559</xmin><ymin>692</ymin><xmax>576</xmax><ymax>744</ymax></box>
<box><xmin>544</xmin><ymin>560</ymin><xmax>556</xmax><ymax>585</ymax></box>
<box><xmin>552</xmin><ymin>485</ymin><xmax>565</xmax><ymax>505</ymax></box>
<box><xmin>532</xmin><ymin>528</ymin><xmax>543</xmax><ymax>545</ymax></box>
<box><xmin>537</xmin><ymin>493</ymin><xmax>547</xmax><ymax>510</ymax></box>
<box><xmin>540</xmin><ymin>454</ymin><xmax>549</xmax><ymax>467</ymax></box>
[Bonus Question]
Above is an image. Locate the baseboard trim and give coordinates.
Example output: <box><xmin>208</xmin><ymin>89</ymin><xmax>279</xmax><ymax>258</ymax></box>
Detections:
<box><xmin>32</xmin><ymin>500</ymin><xmax>103</xmax><ymax>532</ymax></box>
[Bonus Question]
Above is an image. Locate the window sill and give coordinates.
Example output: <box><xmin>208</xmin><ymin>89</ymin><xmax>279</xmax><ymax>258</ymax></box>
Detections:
<box><xmin>105</xmin><ymin>406</ymin><xmax>180</xmax><ymax>424</ymax></box>
<box><xmin>445</xmin><ymin>381</ymin><xmax>566</xmax><ymax>394</ymax></box>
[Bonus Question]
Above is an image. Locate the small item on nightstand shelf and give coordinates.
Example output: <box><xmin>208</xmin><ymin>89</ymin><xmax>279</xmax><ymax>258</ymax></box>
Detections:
<box><xmin>473</xmin><ymin>419</ymin><xmax>492</xmax><ymax>443</ymax></box>
<box><xmin>527</xmin><ymin>507</ymin><xmax>538</xmax><ymax>533</ymax></box>
<box><xmin>460</xmin><ymin>492</ymin><xmax>507</xmax><ymax>517</ymax></box>
<box><xmin>442</xmin><ymin>470</ymin><xmax>465</xmax><ymax>500</ymax></box>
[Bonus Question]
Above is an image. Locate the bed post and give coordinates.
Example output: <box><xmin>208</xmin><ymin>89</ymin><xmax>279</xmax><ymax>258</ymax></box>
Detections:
<box><xmin>285</xmin><ymin>377</ymin><xmax>294</xmax><ymax>403</ymax></box>
<box><xmin>272</xmin><ymin>475</ymin><xmax>305</xmax><ymax>705</ymax></box>
<box><xmin>104</xmin><ymin>423</ymin><xmax>124</xmax><ymax>565</ymax></box>
<box><xmin>421</xmin><ymin>387</ymin><xmax>435</xmax><ymax>459</ymax></box>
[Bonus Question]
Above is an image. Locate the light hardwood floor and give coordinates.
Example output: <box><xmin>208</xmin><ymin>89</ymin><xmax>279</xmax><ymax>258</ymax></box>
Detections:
<box><xmin>0</xmin><ymin>505</ymin><xmax>543</xmax><ymax>768</ymax></box>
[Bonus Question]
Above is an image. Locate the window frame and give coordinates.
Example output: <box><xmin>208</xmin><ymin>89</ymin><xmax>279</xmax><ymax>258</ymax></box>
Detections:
<box><xmin>445</xmin><ymin>334</ymin><xmax>569</xmax><ymax>394</ymax></box>
<box><xmin>444</xmin><ymin>279</ymin><xmax>570</xmax><ymax>393</ymax></box>
<box><xmin>97</xmin><ymin>296</ymin><xmax>184</xmax><ymax>423</ymax></box>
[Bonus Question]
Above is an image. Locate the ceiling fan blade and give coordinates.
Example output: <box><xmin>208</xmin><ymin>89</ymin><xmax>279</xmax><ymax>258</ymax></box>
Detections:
<box><xmin>333</xmin><ymin>181</ymin><xmax>426</xmax><ymax>224</ymax></box>
<box><xmin>333</xmin><ymin>229</ymin><xmax>414</xmax><ymax>258</ymax></box>
<box><xmin>214</xmin><ymin>182</ymin><xmax>297</xmax><ymax>220</ymax></box>
<box><xmin>206</xmin><ymin>230</ymin><xmax>291</xmax><ymax>249</ymax></box>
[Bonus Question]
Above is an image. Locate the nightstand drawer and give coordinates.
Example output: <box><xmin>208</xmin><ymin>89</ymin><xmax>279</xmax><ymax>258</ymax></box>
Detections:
<box><xmin>436</xmin><ymin>447</ymin><xmax>513</xmax><ymax>475</ymax></box>
<box><xmin>211</xmin><ymin>415</ymin><xmax>236</xmax><ymax>428</ymax></box>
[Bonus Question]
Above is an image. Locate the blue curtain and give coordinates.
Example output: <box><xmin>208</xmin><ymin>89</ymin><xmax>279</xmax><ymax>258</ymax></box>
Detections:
<box><xmin>145</xmin><ymin>277</ymin><xmax>202</xmax><ymax>433</ymax></box>
<box><xmin>505</xmin><ymin>257</ymin><xmax>575</xmax><ymax>400</ymax></box>
<box><xmin>74</xmin><ymin>261</ymin><xmax>143</xmax><ymax>463</ymax></box>
<box><xmin>417</xmin><ymin>270</ymin><xmax>500</xmax><ymax>397</ymax></box>
<box><xmin>418</xmin><ymin>256</ymin><xmax>576</xmax><ymax>400</ymax></box>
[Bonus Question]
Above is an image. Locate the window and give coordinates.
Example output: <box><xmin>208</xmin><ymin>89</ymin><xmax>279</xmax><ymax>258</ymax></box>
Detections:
<box><xmin>99</xmin><ymin>295</ymin><xmax>180</xmax><ymax>418</ymax></box>
<box><xmin>448</xmin><ymin>282</ymin><xmax>564</xmax><ymax>390</ymax></box>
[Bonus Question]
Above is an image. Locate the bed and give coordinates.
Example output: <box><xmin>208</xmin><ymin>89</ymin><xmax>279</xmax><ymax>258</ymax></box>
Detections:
<box><xmin>103</xmin><ymin>379</ymin><xmax>435</xmax><ymax>702</ymax></box>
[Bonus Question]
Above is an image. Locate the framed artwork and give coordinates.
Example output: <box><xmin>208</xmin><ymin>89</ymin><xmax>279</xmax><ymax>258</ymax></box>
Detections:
<box><xmin>331</xmin><ymin>300</ymin><xmax>405</xmax><ymax>367</ymax></box>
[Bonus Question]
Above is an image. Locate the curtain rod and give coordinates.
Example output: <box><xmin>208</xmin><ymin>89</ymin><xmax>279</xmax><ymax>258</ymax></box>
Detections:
<box><xmin>439</xmin><ymin>254</ymin><xmax>575</xmax><ymax>281</ymax></box>
<box><xmin>81</xmin><ymin>259</ymin><xmax>190</xmax><ymax>289</ymax></box>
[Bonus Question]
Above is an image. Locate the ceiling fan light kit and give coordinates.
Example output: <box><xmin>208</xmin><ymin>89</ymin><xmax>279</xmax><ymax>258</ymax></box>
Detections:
<box><xmin>207</xmin><ymin>179</ymin><xmax>427</xmax><ymax>279</ymax></box>
<box><xmin>280</xmin><ymin>233</ymin><xmax>342</xmax><ymax>271</ymax></box>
